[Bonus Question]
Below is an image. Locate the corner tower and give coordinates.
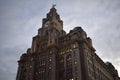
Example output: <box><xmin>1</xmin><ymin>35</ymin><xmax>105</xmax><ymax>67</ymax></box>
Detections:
<box><xmin>16</xmin><ymin>6</ymin><xmax>66</xmax><ymax>80</ymax></box>
<box><xmin>32</xmin><ymin>6</ymin><xmax>66</xmax><ymax>53</ymax></box>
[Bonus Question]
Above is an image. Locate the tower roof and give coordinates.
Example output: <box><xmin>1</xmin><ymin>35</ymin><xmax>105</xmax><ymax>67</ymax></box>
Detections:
<box><xmin>42</xmin><ymin>5</ymin><xmax>63</xmax><ymax>31</ymax></box>
<box><xmin>46</xmin><ymin>5</ymin><xmax>60</xmax><ymax>20</ymax></box>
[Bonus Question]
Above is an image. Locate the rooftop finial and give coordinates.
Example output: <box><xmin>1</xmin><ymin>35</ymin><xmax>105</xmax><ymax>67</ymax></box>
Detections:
<box><xmin>52</xmin><ymin>4</ymin><xmax>56</xmax><ymax>8</ymax></box>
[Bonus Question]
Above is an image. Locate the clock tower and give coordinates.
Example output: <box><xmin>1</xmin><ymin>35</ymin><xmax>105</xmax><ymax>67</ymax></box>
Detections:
<box><xmin>42</xmin><ymin>5</ymin><xmax>63</xmax><ymax>31</ymax></box>
<box><xmin>36</xmin><ymin>6</ymin><xmax>66</xmax><ymax>47</ymax></box>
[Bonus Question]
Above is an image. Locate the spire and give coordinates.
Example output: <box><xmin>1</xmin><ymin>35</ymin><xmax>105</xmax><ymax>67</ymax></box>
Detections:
<box><xmin>49</xmin><ymin>4</ymin><xmax>57</xmax><ymax>17</ymax></box>
<box><xmin>52</xmin><ymin>4</ymin><xmax>56</xmax><ymax>8</ymax></box>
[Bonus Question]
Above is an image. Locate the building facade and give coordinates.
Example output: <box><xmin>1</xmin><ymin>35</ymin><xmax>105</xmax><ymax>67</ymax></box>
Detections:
<box><xmin>16</xmin><ymin>6</ymin><xmax>120</xmax><ymax>80</ymax></box>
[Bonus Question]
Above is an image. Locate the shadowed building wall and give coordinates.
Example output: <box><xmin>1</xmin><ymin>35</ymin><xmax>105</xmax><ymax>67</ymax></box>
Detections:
<box><xmin>16</xmin><ymin>6</ymin><xmax>120</xmax><ymax>80</ymax></box>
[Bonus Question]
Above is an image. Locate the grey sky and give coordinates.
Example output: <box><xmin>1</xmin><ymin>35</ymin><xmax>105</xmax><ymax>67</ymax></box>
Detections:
<box><xmin>0</xmin><ymin>0</ymin><xmax>120</xmax><ymax>80</ymax></box>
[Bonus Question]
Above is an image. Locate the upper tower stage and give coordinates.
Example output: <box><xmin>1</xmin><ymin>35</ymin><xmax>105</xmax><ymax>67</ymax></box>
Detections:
<box><xmin>42</xmin><ymin>6</ymin><xmax>63</xmax><ymax>31</ymax></box>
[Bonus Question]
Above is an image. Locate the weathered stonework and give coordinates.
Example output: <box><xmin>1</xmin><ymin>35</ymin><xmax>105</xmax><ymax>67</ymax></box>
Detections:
<box><xmin>16</xmin><ymin>6</ymin><xmax>120</xmax><ymax>80</ymax></box>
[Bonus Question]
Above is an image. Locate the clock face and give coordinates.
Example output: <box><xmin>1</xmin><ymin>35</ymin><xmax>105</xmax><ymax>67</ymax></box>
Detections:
<box><xmin>44</xmin><ymin>21</ymin><xmax>50</xmax><ymax>27</ymax></box>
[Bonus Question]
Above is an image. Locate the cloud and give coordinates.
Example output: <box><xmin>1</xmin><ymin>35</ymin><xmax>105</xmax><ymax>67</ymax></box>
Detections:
<box><xmin>0</xmin><ymin>0</ymin><xmax>120</xmax><ymax>79</ymax></box>
<box><xmin>0</xmin><ymin>45</ymin><xmax>25</xmax><ymax>80</ymax></box>
<box><xmin>0</xmin><ymin>68</ymin><xmax>13</xmax><ymax>80</ymax></box>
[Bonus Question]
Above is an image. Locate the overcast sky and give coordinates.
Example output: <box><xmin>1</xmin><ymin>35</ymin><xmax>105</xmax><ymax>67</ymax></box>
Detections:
<box><xmin>0</xmin><ymin>0</ymin><xmax>120</xmax><ymax>80</ymax></box>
